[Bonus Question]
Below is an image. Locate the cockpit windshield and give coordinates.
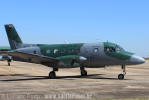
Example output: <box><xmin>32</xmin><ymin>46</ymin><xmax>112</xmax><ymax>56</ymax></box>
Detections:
<box><xmin>104</xmin><ymin>47</ymin><xmax>116</xmax><ymax>52</ymax></box>
<box><xmin>104</xmin><ymin>45</ymin><xmax>125</xmax><ymax>53</ymax></box>
<box><xmin>115</xmin><ymin>45</ymin><xmax>125</xmax><ymax>51</ymax></box>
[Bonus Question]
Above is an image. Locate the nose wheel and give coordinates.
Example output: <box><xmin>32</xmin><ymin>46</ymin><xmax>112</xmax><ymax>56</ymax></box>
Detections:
<box><xmin>118</xmin><ymin>74</ymin><xmax>124</xmax><ymax>80</ymax></box>
<box><xmin>118</xmin><ymin>65</ymin><xmax>126</xmax><ymax>80</ymax></box>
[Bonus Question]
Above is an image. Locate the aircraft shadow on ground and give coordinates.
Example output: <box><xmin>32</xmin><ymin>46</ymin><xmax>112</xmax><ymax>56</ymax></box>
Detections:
<box><xmin>0</xmin><ymin>74</ymin><xmax>128</xmax><ymax>82</ymax></box>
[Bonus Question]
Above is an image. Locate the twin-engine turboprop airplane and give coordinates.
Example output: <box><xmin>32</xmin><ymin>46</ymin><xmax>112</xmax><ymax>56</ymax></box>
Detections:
<box><xmin>0</xmin><ymin>24</ymin><xmax>145</xmax><ymax>80</ymax></box>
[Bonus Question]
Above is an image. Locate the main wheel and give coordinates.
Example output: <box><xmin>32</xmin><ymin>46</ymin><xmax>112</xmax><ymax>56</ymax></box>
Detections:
<box><xmin>8</xmin><ymin>62</ymin><xmax>10</xmax><ymax>66</ymax></box>
<box><xmin>7</xmin><ymin>59</ymin><xmax>11</xmax><ymax>66</ymax></box>
<box><xmin>118</xmin><ymin>74</ymin><xmax>124</xmax><ymax>80</ymax></box>
<box><xmin>49</xmin><ymin>71</ymin><xmax>56</xmax><ymax>79</ymax></box>
<box><xmin>81</xmin><ymin>70</ymin><xmax>87</xmax><ymax>76</ymax></box>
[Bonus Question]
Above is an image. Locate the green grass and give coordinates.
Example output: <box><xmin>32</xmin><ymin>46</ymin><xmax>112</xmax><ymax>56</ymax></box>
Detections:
<box><xmin>0</xmin><ymin>46</ymin><xmax>10</xmax><ymax>49</ymax></box>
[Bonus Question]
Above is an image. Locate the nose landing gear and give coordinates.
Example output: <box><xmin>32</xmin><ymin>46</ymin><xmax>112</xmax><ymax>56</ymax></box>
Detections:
<box><xmin>118</xmin><ymin>65</ymin><xmax>126</xmax><ymax>80</ymax></box>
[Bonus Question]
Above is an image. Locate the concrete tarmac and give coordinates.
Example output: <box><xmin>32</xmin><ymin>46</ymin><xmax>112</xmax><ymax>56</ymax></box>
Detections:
<box><xmin>0</xmin><ymin>61</ymin><xmax>149</xmax><ymax>100</ymax></box>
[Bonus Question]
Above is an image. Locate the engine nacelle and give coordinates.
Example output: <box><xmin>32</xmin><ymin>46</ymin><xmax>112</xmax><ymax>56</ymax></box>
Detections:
<box><xmin>57</xmin><ymin>55</ymin><xmax>87</xmax><ymax>68</ymax></box>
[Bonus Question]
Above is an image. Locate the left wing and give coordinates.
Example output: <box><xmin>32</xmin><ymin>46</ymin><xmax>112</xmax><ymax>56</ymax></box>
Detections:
<box><xmin>0</xmin><ymin>51</ymin><xmax>60</xmax><ymax>65</ymax></box>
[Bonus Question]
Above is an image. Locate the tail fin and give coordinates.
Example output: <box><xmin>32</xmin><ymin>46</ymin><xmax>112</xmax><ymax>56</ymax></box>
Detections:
<box><xmin>5</xmin><ymin>24</ymin><xmax>23</xmax><ymax>49</ymax></box>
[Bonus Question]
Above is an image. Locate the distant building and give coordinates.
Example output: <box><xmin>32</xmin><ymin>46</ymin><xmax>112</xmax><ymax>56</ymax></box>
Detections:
<box><xmin>146</xmin><ymin>57</ymin><xmax>149</xmax><ymax>60</ymax></box>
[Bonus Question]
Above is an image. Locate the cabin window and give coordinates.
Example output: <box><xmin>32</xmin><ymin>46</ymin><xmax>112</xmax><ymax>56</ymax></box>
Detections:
<box><xmin>46</xmin><ymin>50</ymin><xmax>51</xmax><ymax>54</ymax></box>
<box><xmin>33</xmin><ymin>50</ymin><xmax>37</xmax><ymax>54</ymax></box>
<box><xmin>54</xmin><ymin>49</ymin><xmax>58</xmax><ymax>54</ymax></box>
<box><xmin>76</xmin><ymin>49</ymin><xmax>80</xmax><ymax>53</ymax></box>
<box><xmin>60</xmin><ymin>49</ymin><xmax>65</xmax><ymax>54</ymax></box>
<box><xmin>94</xmin><ymin>48</ymin><xmax>98</xmax><ymax>53</ymax></box>
<box><xmin>70</xmin><ymin>49</ymin><xmax>74</xmax><ymax>53</ymax></box>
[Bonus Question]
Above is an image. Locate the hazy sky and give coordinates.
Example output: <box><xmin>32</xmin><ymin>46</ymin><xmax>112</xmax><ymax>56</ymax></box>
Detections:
<box><xmin>0</xmin><ymin>0</ymin><xmax>148</xmax><ymax>57</ymax></box>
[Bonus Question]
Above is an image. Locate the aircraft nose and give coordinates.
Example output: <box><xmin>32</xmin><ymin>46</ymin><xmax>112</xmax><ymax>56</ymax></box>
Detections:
<box><xmin>129</xmin><ymin>55</ymin><xmax>146</xmax><ymax>64</ymax></box>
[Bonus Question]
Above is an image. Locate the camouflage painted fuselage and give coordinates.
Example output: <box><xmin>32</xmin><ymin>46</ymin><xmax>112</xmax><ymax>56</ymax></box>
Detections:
<box><xmin>14</xmin><ymin>42</ymin><xmax>144</xmax><ymax>68</ymax></box>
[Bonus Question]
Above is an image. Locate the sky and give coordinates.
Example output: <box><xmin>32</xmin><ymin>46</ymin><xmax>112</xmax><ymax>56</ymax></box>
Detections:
<box><xmin>0</xmin><ymin>0</ymin><xmax>148</xmax><ymax>57</ymax></box>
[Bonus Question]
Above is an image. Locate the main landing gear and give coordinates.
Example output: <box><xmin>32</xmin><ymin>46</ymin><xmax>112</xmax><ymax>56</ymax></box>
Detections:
<box><xmin>48</xmin><ymin>66</ymin><xmax>88</xmax><ymax>79</ymax></box>
<box><xmin>118</xmin><ymin>65</ymin><xmax>126</xmax><ymax>80</ymax></box>
<box><xmin>7</xmin><ymin>59</ymin><xmax>11</xmax><ymax>66</ymax></box>
<box><xmin>80</xmin><ymin>66</ymin><xmax>87</xmax><ymax>76</ymax></box>
<box><xmin>48</xmin><ymin>67</ymin><xmax>58</xmax><ymax>79</ymax></box>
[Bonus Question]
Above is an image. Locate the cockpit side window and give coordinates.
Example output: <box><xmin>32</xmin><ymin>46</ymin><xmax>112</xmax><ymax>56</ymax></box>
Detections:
<box><xmin>104</xmin><ymin>45</ymin><xmax>125</xmax><ymax>53</ymax></box>
<box><xmin>116</xmin><ymin>45</ymin><xmax>125</xmax><ymax>51</ymax></box>
<box><xmin>104</xmin><ymin>47</ymin><xmax>116</xmax><ymax>52</ymax></box>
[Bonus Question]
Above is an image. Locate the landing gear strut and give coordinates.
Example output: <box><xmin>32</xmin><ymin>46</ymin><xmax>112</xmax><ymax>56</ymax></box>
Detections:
<box><xmin>80</xmin><ymin>66</ymin><xmax>87</xmax><ymax>76</ymax></box>
<box><xmin>118</xmin><ymin>65</ymin><xmax>126</xmax><ymax>80</ymax></box>
<box><xmin>48</xmin><ymin>67</ymin><xmax>58</xmax><ymax>79</ymax></box>
<box><xmin>7</xmin><ymin>59</ymin><xmax>11</xmax><ymax>66</ymax></box>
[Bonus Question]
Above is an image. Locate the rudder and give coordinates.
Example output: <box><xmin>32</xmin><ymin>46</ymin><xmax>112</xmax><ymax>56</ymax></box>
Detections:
<box><xmin>5</xmin><ymin>24</ymin><xmax>23</xmax><ymax>49</ymax></box>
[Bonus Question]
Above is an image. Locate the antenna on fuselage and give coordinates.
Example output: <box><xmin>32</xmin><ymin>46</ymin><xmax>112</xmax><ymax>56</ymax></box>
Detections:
<box><xmin>64</xmin><ymin>40</ymin><xmax>70</xmax><ymax>44</ymax></box>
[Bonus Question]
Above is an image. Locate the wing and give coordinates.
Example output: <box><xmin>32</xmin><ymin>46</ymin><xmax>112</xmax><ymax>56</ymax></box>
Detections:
<box><xmin>0</xmin><ymin>49</ymin><xmax>10</xmax><ymax>51</ymax></box>
<box><xmin>0</xmin><ymin>51</ymin><xmax>59</xmax><ymax>66</ymax></box>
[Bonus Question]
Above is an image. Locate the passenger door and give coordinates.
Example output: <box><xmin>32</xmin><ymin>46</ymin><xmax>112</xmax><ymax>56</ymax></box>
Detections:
<box><xmin>90</xmin><ymin>46</ymin><xmax>100</xmax><ymax>65</ymax></box>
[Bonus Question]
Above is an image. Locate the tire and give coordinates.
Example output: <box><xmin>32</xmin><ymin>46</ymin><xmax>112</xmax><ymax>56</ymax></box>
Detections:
<box><xmin>118</xmin><ymin>74</ymin><xmax>124</xmax><ymax>80</ymax></box>
<box><xmin>49</xmin><ymin>71</ymin><xmax>56</xmax><ymax>79</ymax></box>
<box><xmin>81</xmin><ymin>70</ymin><xmax>87</xmax><ymax>76</ymax></box>
<box><xmin>8</xmin><ymin>62</ymin><xmax>10</xmax><ymax>66</ymax></box>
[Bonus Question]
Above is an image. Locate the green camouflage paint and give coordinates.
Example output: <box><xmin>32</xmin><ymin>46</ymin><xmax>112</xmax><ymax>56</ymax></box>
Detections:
<box><xmin>5</xmin><ymin>25</ymin><xmax>23</xmax><ymax>44</ymax></box>
<box><xmin>37</xmin><ymin>44</ymin><xmax>84</xmax><ymax>66</ymax></box>
<box><xmin>56</xmin><ymin>55</ymin><xmax>81</xmax><ymax>67</ymax></box>
<box><xmin>37</xmin><ymin>43</ymin><xmax>84</xmax><ymax>58</ymax></box>
<box><xmin>104</xmin><ymin>42</ymin><xmax>117</xmax><ymax>47</ymax></box>
<box><xmin>104</xmin><ymin>42</ymin><xmax>134</xmax><ymax>60</ymax></box>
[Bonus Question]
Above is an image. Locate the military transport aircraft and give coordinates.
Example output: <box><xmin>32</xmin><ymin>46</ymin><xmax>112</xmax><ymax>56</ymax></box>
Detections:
<box><xmin>0</xmin><ymin>24</ymin><xmax>145</xmax><ymax>80</ymax></box>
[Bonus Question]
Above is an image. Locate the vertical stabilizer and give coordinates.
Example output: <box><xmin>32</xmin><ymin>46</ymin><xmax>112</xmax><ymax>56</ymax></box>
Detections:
<box><xmin>5</xmin><ymin>24</ymin><xmax>23</xmax><ymax>49</ymax></box>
